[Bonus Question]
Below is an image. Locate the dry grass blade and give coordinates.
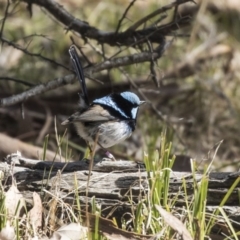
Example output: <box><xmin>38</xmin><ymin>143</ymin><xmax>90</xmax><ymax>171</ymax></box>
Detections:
<box><xmin>155</xmin><ymin>205</ymin><xmax>193</xmax><ymax>240</ymax></box>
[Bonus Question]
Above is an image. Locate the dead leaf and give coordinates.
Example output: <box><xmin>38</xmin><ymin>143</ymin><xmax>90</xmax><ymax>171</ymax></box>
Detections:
<box><xmin>155</xmin><ymin>205</ymin><xmax>193</xmax><ymax>240</ymax></box>
<box><xmin>82</xmin><ymin>211</ymin><xmax>151</xmax><ymax>240</ymax></box>
<box><xmin>5</xmin><ymin>180</ymin><xmax>25</xmax><ymax>218</ymax></box>
<box><xmin>28</xmin><ymin>192</ymin><xmax>43</xmax><ymax>229</ymax></box>
<box><xmin>0</xmin><ymin>221</ymin><xmax>16</xmax><ymax>240</ymax></box>
<box><xmin>51</xmin><ymin>223</ymin><xmax>88</xmax><ymax>240</ymax></box>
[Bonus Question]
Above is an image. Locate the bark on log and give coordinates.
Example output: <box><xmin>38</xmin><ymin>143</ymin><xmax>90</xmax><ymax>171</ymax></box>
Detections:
<box><xmin>1</xmin><ymin>152</ymin><xmax>240</xmax><ymax>226</ymax></box>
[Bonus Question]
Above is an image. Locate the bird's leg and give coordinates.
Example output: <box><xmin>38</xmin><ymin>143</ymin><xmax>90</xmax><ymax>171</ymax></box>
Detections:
<box><xmin>98</xmin><ymin>143</ymin><xmax>117</xmax><ymax>161</ymax></box>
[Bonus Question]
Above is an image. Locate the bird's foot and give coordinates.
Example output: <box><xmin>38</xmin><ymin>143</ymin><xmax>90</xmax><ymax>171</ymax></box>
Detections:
<box><xmin>105</xmin><ymin>151</ymin><xmax>116</xmax><ymax>161</ymax></box>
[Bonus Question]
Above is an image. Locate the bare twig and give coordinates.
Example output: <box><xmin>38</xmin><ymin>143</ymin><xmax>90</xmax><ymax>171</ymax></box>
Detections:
<box><xmin>22</xmin><ymin>33</ymin><xmax>55</xmax><ymax>42</ymax></box>
<box><xmin>146</xmin><ymin>40</ymin><xmax>159</xmax><ymax>87</ymax></box>
<box><xmin>1</xmin><ymin>37</ymin><xmax>71</xmax><ymax>71</ymax></box>
<box><xmin>126</xmin><ymin>0</ymin><xmax>189</xmax><ymax>31</ymax></box>
<box><xmin>0</xmin><ymin>77</ymin><xmax>34</xmax><ymax>87</ymax></box>
<box><xmin>100</xmin><ymin>43</ymin><xmax>107</xmax><ymax>60</ymax></box>
<box><xmin>150</xmin><ymin>61</ymin><xmax>158</xmax><ymax>87</ymax></box>
<box><xmin>35</xmin><ymin>103</ymin><xmax>53</xmax><ymax>145</ymax></box>
<box><xmin>92</xmin><ymin>44</ymin><xmax>166</xmax><ymax>72</ymax></box>
<box><xmin>0</xmin><ymin>0</ymin><xmax>10</xmax><ymax>39</ymax></box>
<box><xmin>149</xmin><ymin>14</ymin><xmax>168</xmax><ymax>28</ymax></box>
<box><xmin>115</xmin><ymin>0</ymin><xmax>137</xmax><ymax>34</ymax></box>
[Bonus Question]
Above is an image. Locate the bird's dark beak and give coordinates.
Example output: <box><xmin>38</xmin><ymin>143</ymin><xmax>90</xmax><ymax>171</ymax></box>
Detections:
<box><xmin>140</xmin><ymin>101</ymin><xmax>146</xmax><ymax>105</ymax></box>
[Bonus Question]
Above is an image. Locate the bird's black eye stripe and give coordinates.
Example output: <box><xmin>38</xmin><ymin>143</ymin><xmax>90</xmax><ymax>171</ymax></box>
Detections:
<box><xmin>110</xmin><ymin>94</ymin><xmax>135</xmax><ymax>118</ymax></box>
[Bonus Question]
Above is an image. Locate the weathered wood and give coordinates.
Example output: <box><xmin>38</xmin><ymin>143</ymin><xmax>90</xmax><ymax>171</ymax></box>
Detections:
<box><xmin>1</xmin><ymin>152</ymin><xmax>240</xmax><ymax>225</ymax></box>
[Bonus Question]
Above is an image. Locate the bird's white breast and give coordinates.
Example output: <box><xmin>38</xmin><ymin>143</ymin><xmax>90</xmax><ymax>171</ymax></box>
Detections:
<box><xmin>97</xmin><ymin>121</ymin><xmax>132</xmax><ymax>148</ymax></box>
<box><xmin>74</xmin><ymin>120</ymin><xmax>132</xmax><ymax>149</ymax></box>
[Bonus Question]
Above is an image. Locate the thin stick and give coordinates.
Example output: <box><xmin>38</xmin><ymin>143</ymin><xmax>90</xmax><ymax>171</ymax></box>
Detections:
<box><xmin>85</xmin><ymin>132</ymin><xmax>99</xmax><ymax>229</ymax></box>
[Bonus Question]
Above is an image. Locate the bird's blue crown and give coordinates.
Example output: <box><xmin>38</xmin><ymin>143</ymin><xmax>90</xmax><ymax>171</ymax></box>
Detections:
<box><xmin>120</xmin><ymin>92</ymin><xmax>141</xmax><ymax>106</ymax></box>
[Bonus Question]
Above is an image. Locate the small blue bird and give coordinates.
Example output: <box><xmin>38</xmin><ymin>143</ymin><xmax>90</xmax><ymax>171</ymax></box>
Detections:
<box><xmin>62</xmin><ymin>46</ymin><xmax>145</xmax><ymax>153</ymax></box>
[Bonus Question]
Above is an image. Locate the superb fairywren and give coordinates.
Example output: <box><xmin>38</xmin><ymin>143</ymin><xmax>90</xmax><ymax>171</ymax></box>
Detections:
<box><xmin>62</xmin><ymin>46</ymin><xmax>145</xmax><ymax>153</ymax></box>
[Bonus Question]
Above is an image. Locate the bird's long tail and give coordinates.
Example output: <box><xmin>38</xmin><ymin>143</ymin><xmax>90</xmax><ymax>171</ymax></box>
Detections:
<box><xmin>69</xmin><ymin>45</ymin><xmax>89</xmax><ymax>106</ymax></box>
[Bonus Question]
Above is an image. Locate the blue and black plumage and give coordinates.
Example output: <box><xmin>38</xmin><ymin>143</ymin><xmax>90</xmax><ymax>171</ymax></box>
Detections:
<box><xmin>62</xmin><ymin>46</ymin><xmax>144</xmax><ymax>150</ymax></box>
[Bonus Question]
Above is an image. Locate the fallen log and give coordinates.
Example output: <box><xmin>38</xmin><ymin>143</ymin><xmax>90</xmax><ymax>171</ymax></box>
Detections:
<box><xmin>1</xmin><ymin>152</ymin><xmax>240</xmax><ymax>229</ymax></box>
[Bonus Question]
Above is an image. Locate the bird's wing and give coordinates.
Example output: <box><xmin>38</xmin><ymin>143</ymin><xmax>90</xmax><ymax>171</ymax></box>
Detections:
<box><xmin>62</xmin><ymin>105</ymin><xmax>115</xmax><ymax>125</ymax></box>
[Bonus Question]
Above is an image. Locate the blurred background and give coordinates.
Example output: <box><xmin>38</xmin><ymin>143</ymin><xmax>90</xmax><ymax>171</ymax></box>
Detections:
<box><xmin>0</xmin><ymin>0</ymin><xmax>240</xmax><ymax>171</ymax></box>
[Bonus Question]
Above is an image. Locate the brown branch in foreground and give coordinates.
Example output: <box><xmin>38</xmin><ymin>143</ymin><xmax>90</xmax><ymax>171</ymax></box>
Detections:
<box><xmin>20</xmin><ymin>0</ymin><xmax>192</xmax><ymax>47</ymax></box>
<box><xmin>1</xmin><ymin>43</ymin><xmax>167</xmax><ymax>107</ymax></box>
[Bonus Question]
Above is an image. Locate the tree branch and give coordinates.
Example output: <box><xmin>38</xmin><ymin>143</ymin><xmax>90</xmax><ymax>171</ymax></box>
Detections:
<box><xmin>1</xmin><ymin>43</ymin><xmax>168</xmax><ymax>107</ymax></box>
<box><xmin>1</xmin><ymin>74</ymin><xmax>75</xmax><ymax>106</ymax></box>
<box><xmin>20</xmin><ymin>0</ymin><xmax>192</xmax><ymax>47</ymax></box>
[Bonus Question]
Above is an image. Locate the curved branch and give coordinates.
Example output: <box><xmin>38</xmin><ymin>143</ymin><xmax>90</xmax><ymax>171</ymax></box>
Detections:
<box><xmin>20</xmin><ymin>0</ymin><xmax>192</xmax><ymax>47</ymax></box>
